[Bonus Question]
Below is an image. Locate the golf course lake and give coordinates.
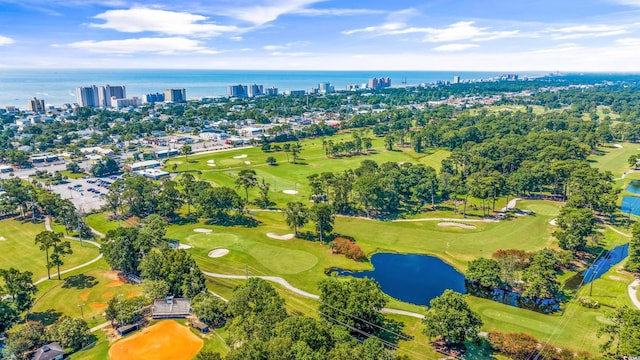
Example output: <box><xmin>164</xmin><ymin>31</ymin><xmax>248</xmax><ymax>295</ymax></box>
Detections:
<box><xmin>332</xmin><ymin>253</ymin><xmax>466</xmax><ymax>306</ymax></box>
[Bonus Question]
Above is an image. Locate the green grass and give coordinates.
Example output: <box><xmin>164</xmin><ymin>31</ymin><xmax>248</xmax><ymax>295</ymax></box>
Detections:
<box><xmin>589</xmin><ymin>142</ymin><xmax>639</xmax><ymax>178</ymax></box>
<box><xmin>68</xmin><ymin>330</ymin><xmax>110</xmax><ymax>360</ymax></box>
<box><xmin>165</xmin><ymin>133</ymin><xmax>450</xmax><ymax>208</ymax></box>
<box><xmin>86</xmin><ymin>213</ymin><xmax>123</xmax><ymax>234</ymax></box>
<box><xmin>31</xmin><ymin>260</ymin><xmax>141</xmax><ymax>328</ymax></box>
<box><xmin>0</xmin><ymin>219</ymin><xmax>100</xmax><ymax>281</ymax></box>
<box><xmin>60</xmin><ymin>170</ymin><xmax>87</xmax><ymax>179</ymax></box>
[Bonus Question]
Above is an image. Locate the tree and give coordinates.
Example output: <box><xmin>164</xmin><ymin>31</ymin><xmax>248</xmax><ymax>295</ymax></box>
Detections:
<box><xmin>266</xmin><ymin>156</ymin><xmax>277</xmax><ymax>166</ymax></box>
<box><xmin>0</xmin><ymin>268</ymin><xmax>37</xmax><ymax>313</ymax></box>
<box><xmin>554</xmin><ymin>206</ymin><xmax>595</xmax><ymax>253</ymax></box>
<box><xmin>196</xmin><ymin>186</ymin><xmax>245</xmax><ymax>222</ymax></box>
<box><xmin>422</xmin><ymin>290</ymin><xmax>483</xmax><ymax>345</ymax></box>
<box><xmin>466</xmin><ymin>258</ymin><xmax>502</xmax><ymax>288</ymax></box>
<box><xmin>235</xmin><ymin>169</ymin><xmax>258</xmax><ymax>202</ymax></box>
<box><xmin>180</xmin><ymin>173</ymin><xmax>197</xmax><ymax>216</ymax></box>
<box><xmin>50</xmin><ymin>235</ymin><xmax>73</xmax><ymax>280</ymax></box>
<box><xmin>138</xmin><ymin>214</ymin><xmax>168</xmax><ymax>250</ymax></box>
<box><xmin>142</xmin><ymin>279</ymin><xmax>170</xmax><ymax>300</ymax></box>
<box><xmin>66</xmin><ymin>161</ymin><xmax>82</xmax><ymax>174</ymax></box>
<box><xmin>103</xmin><ymin>182</ymin><xmax>123</xmax><ymax>219</ymax></box>
<box><xmin>90</xmin><ymin>157</ymin><xmax>119</xmax><ymax>177</ymax></box>
<box><xmin>157</xmin><ymin>180</ymin><xmax>183</xmax><ymax>218</ymax></box>
<box><xmin>598</xmin><ymin>306</ymin><xmax>640</xmax><ymax>357</ymax></box>
<box><xmin>292</xmin><ymin>142</ymin><xmax>302</xmax><ymax>163</ymax></box>
<box><xmin>384</xmin><ymin>135</ymin><xmax>394</xmax><ymax>151</ymax></box>
<box><xmin>1</xmin><ymin>321</ymin><xmax>46</xmax><ymax>360</ymax></box>
<box><xmin>255</xmin><ymin>179</ymin><xmax>273</xmax><ymax>209</ymax></box>
<box><xmin>102</xmin><ymin>227</ymin><xmax>142</xmax><ymax>275</ymax></box>
<box><xmin>196</xmin><ymin>351</ymin><xmax>223</xmax><ymax>360</ymax></box>
<box><xmin>283</xmin><ymin>202</ymin><xmax>309</xmax><ymax>236</ymax></box>
<box><xmin>0</xmin><ymin>300</ymin><xmax>19</xmax><ymax>332</ymax></box>
<box><xmin>182</xmin><ymin>144</ymin><xmax>192</xmax><ymax>162</ymax></box>
<box><xmin>192</xmin><ymin>292</ymin><xmax>227</xmax><ymax>327</ymax></box>
<box><xmin>139</xmin><ymin>249</ymin><xmax>206</xmax><ymax>298</ymax></box>
<box><xmin>521</xmin><ymin>250</ymin><xmax>560</xmax><ymax>300</ymax></box>
<box><xmin>34</xmin><ymin>231</ymin><xmax>56</xmax><ymax>280</ymax></box>
<box><xmin>310</xmin><ymin>203</ymin><xmax>334</xmax><ymax>242</ymax></box>
<box><xmin>625</xmin><ymin>221</ymin><xmax>640</xmax><ymax>273</ymax></box>
<box><xmin>48</xmin><ymin>316</ymin><xmax>90</xmax><ymax>351</ymax></box>
<box><xmin>318</xmin><ymin>277</ymin><xmax>388</xmax><ymax>338</ymax></box>
<box><xmin>487</xmin><ymin>331</ymin><xmax>538</xmax><ymax>360</ymax></box>
<box><xmin>105</xmin><ymin>296</ymin><xmax>149</xmax><ymax>326</ymax></box>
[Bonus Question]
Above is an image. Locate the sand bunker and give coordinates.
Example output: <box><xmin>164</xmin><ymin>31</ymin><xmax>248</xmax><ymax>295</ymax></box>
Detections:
<box><xmin>283</xmin><ymin>189</ymin><xmax>299</xmax><ymax>195</ymax></box>
<box><xmin>177</xmin><ymin>243</ymin><xmax>192</xmax><ymax>249</ymax></box>
<box><xmin>208</xmin><ymin>163</ymin><xmax>217</xmax><ymax>167</ymax></box>
<box><xmin>549</xmin><ymin>219</ymin><xmax>557</xmax><ymax>226</ymax></box>
<box><xmin>207</xmin><ymin>160</ymin><xmax>215</xmax><ymax>163</ymax></box>
<box><xmin>107</xmin><ymin>280</ymin><xmax>124</xmax><ymax>287</ymax></box>
<box><xmin>109</xmin><ymin>320</ymin><xmax>203</xmax><ymax>360</ymax></box>
<box><xmin>102</xmin><ymin>292</ymin><xmax>114</xmax><ymax>298</ymax></box>
<box><xmin>91</xmin><ymin>303</ymin><xmax>108</xmax><ymax>309</ymax></box>
<box><xmin>267</xmin><ymin>232</ymin><xmax>295</xmax><ymax>240</ymax></box>
<box><xmin>208</xmin><ymin>248</ymin><xmax>229</xmax><ymax>258</ymax></box>
<box><xmin>0</xmin><ymin>236</ymin><xmax>5</xmax><ymax>241</ymax></box>
<box><xmin>437</xmin><ymin>222</ymin><xmax>477</xmax><ymax>229</ymax></box>
<box><xmin>80</xmin><ymin>292</ymin><xmax>89</xmax><ymax>300</ymax></box>
<box><xmin>193</xmin><ymin>228</ymin><xmax>212</xmax><ymax>234</ymax></box>
<box><xmin>233</xmin><ymin>154</ymin><xmax>248</xmax><ymax>159</ymax></box>
<box><xmin>614</xmin><ymin>144</ymin><xmax>623</xmax><ymax>148</ymax></box>
<box><xmin>244</xmin><ymin>161</ymin><xmax>251</xmax><ymax>165</ymax></box>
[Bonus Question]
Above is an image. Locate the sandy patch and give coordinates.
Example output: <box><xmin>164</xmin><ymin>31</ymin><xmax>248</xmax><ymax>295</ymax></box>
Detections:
<box><xmin>109</xmin><ymin>321</ymin><xmax>203</xmax><ymax>360</ymax></box>
<box><xmin>0</xmin><ymin>236</ymin><xmax>5</xmax><ymax>241</ymax></box>
<box><xmin>437</xmin><ymin>222</ymin><xmax>477</xmax><ymax>229</ymax></box>
<box><xmin>244</xmin><ymin>161</ymin><xmax>251</xmax><ymax>165</ymax></box>
<box><xmin>208</xmin><ymin>248</ymin><xmax>229</xmax><ymax>258</ymax></box>
<box><xmin>614</xmin><ymin>144</ymin><xmax>623</xmax><ymax>148</ymax></box>
<box><xmin>193</xmin><ymin>228</ymin><xmax>212</xmax><ymax>234</ymax></box>
<box><xmin>207</xmin><ymin>160</ymin><xmax>215</xmax><ymax>164</ymax></box>
<box><xmin>107</xmin><ymin>280</ymin><xmax>124</xmax><ymax>287</ymax></box>
<box><xmin>127</xmin><ymin>291</ymin><xmax>141</xmax><ymax>298</ymax></box>
<box><xmin>80</xmin><ymin>292</ymin><xmax>90</xmax><ymax>300</ymax></box>
<box><xmin>102</xmin><ymin>292</ymin><xmax>114</xmax><ymax>298</ymax></box>
<box><xmin>283</xmin><ymin>189</ymin><xmax>299</xmax><ymax>195</ymax></box>
<box><xmin>267</xmin><ymin>232</ymin><xmax>295</xmax><ymax>240</ymax></box>
<box><xmin>233</xmin><ymin>154</ymin><xmax>248</xmax><ymax>159</ymax></box>
<box><xmin>608</xmin><ymin>275</ymin><xmax>627</xmax><ymax>281</ymax></box>
<box><xmin>177</xmin><ymin>243</ymin><xmax>192</xmax><ymax>249</ymax></box>
<box><xmin>208</xmin><ymin>164</ymin><xmax>217</xmax><ymax>167</ymax></box>
<box><xmin>91</xmin><ymin>303</ymin><xmax>108</xmax><ymax>309</ymax></box>
<box><xmin>104</xmin><ymin>270</ymin><xmax>120</xmax><ymax>280</ymax></box>
<box><xmin>549</xmin><ymin>219</ymin><xmax>557</xmax><ymax>226</ymax></box>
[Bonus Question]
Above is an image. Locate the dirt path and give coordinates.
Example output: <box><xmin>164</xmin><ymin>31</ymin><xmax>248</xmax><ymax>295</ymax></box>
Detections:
<box><xmin>605</xmin><ymin>224</ymin><xmax>632</xmax><ymax>238</ymax></box>
<box><xmin>629</xmin><ymin>279</ymin><xmax>640</xmax><ymax>310</ymax></box>
<box><xmin>499</xmin><ymin>197</ymin><xmax>521</xmax><ymax>212</ymax></box>
<box><xmin>201</xmin><ymin>271</ymin><xmax>425</xmax><ymax>318</ymax></box>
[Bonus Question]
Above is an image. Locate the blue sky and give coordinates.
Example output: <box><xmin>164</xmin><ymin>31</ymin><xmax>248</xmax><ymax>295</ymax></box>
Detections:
<box><xmin>1</xmin><ymin>0</ymin><xmax>640</xmax><ymax>71</ymax></box>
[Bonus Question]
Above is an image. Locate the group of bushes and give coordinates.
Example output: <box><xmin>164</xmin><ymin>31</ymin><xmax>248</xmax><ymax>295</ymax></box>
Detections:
<box><xmin>330</xmin><ymin>237</ymin><xmax>366</xmax><ymax>261</ymax></box>
<box><xmin>488</xmin><ymin>331</ymin><xmax>591</xmax><ymax>360</ymax></box>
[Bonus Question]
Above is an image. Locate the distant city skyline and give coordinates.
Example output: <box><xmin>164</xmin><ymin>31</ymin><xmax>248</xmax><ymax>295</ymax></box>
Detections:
<box><xmin>1</xmin><ymin>1</ymin><xmax>640</xmax><ymax>71</ymax></box>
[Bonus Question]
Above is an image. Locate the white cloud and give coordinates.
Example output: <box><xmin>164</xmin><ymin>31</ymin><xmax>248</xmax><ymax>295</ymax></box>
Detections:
<box><xmin>531</xmin><ymin>43</ymin><xmax>583</xmax><ymax>54</ymax></box>
<box><xmin>263</xmin><ymin>41</ymin><xmax>309</xmax><ymax>51</ymax></box>
<box><xmin>548</xmin><ymin>24</ymin><xmax>629</xmax><ymax>39</ymax></box>
<box><xmin>293</xmin><ymin>8</ymin><xmax>385</xmax><ymax>16</ymax></box>
<box><xmin>90</xmin><ymin>8</ymin><xmax>242</xmax><ymax>37</ymax></box>
<box><xmin>64</xmin><ymin>37</ymin><xmax>217</xmax><ymax>54</ymax></box>
<box><xmin>222</xmin><ymin>0</ymin><xmax>325</xmax><ymax>26</ymax></box>
<box><xmin>432</xmin><ymin>43</ymin><xmax>480</xmax><ymax>52</ymax></box>
<box><xmin>343</xmin><ymin>21</ymin><xmax>519</xmax><ymax>42</ymax></box>
<box><xmin>616</xmin><ymin>37</ymin><xmax>640</xmax><ymax>46</ymax></box>
<box><xmin>609</xmin><ymin>0</ymin><xmax>640</xmax><ymax>6</ymax></box>
<box><xmin>264</xmin><ymin>45</ymin><xmax>285</xmax><ymax>51</ymax></box>
<box><xmin>271</xmin><ymin>51</ymin><xmax>312</xmax><ymax>56</ymax></box>
<box><xmin>0</xmin><ymin>35</ymin><xmax>14</xmax><ymax>46</ymax></box>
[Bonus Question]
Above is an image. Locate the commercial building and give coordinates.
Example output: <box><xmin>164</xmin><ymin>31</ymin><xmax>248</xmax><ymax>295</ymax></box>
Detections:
<box><xmin>265</xmin><ymin>87</ymin><xmax>278</xmax><ymax>96</ymax></box>
<box><xmin>318</xmin><ymin>82</ymin><xmax>335</xmax><ymax>94</ymax></box>
<box><xmin>76</xmin><ymin>85</ymin><xmax>100</xmax><ymax>107</ymax></box>
<box><xmin>115</xmin><ymin>97</ymin><xmax>142</xmax><ymax>109</ymax></box>
<box><xmin>227</xmin><ymin>84</ymin><xmax>248</xmax><ymax>98</ymax></box>
<box><xmin>164</xmin><ymin>88</ymin><xmax>187</xmax><ymax>103</ymax></box>
<box><xmin>144</xmin><ymin>92</ymin><xmax>165</xmax><ymax>104</ymax></box>
<box><xmin>98</xmin><ymin>85</ymin><xmax>126</xmax><ymax>107</ymax></box>
<box><xmin>368</xmin><ymin>77</ymin><xmax>391</xmax><ymax>90</ymax></box>
<box><xmin>28</xmin><ymin>97</ymin><xmax>45</xmax><ymax>113</ymax></box>
<box><xmin>453</xmin><ymin>75</ymin><xmax>461</xmax><ymax>84</ymax></box>
<box><xmin>248</xmin><ymin>84</ymin><xmax>264</xmax><ymax>97</ymax></box>
<box><xmin>285</xmin><ymin>90</ymin><xmax>306</xmax><ymax>96</ymax></box>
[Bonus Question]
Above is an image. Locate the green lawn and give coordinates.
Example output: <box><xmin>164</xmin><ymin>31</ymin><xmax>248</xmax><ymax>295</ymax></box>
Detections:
<box><xmin>589</xmin><ymin>142</ymin><xmax>639</xmax><ymax>178</ymax></box>
<box><xmin>86</xmin><ymin>213</ymin><xmax>123</xmax><ymax>234</ymax></box>
<box><xmin>165</xmin><ymin>133</ymin><xmax>450</xmax><ymax>208</ymax></box>
<box><xmin>0</xmin><ymin>219</ymin><xmax>100</xmax><ymax>281</ymax></box>
<box><xmin>31</xmin><ymin>260</ymin><xmax>141</xmax><ymax>328</ymax></box>
<box><xmin>68</xmin><ymin>330</ymin><xmax>110</xmax><ymax>360</ymax></box>
<box><xmin>60</xmin><ymin>170</ymin><xmax>87</xmax><ymax>179</ymax></box>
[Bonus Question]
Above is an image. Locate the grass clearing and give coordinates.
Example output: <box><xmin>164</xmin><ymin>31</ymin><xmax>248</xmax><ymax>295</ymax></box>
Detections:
<box><xmin>0</xmin><ymin>219</ymin><xmax>99</xmax><ymax>281</ymax></box>
<box><xmin>589</xmin><ymin>142</ymin><xmax>638</xmax><ymax>178</ymax></box>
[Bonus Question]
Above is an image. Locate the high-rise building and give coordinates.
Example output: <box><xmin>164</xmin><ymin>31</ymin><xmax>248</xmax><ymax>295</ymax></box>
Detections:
<box><xmin>247</xmin><ymin>84</ymin><xmax>264</xmax><ymax>97</ymax></box>
<box><xmin>98</xmin><ymin>85</ymin><xmax>126</xmax><ymax>108</ymax></box>
<box><xmin>265</xmin><ymin>87</ymin><xmax>278</xmax><ymax>96</ymax></box>
<box><xmin>368</xmin><ymin>77</ymin><xmax>391</xmax><ymax>90</ymax></box>
<box><xmin>76</xmin><ymin>85</ymin><xmax>100</xmax><ymax>107</ymax></box>
<box><xmin>28</xmin><ymin>97</ymin><xmax>45</xmax><ymax>113</ymax></box>
<box><xmin>164</xmin><ymin>89</ymin><xmax>187</xmax><ymax>103</ymax></box>
<box><xmin>144</xmin><ymin>92</ymin><xmax>165</xmax><ymax>104</ymax></box>
<box><xmin>453</xmin><ymin>75</ymin><xmax>461</xmax><ymax>84</ymax></box>
<box><xmin>227</xmin><ymin>84</ymin><xmax>248</xmax><ymax>98</ymax></box>
<box><xmin>318</xmin><ymin>82</ymin><xmax>335</xmax><ymax>94</ymax></box>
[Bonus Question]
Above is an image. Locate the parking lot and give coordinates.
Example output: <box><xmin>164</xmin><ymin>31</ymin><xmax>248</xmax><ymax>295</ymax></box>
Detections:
<box><xmin>48</xmin><ymin>174</ymin><xmax>121</xmax><ymax>212</ymax></box>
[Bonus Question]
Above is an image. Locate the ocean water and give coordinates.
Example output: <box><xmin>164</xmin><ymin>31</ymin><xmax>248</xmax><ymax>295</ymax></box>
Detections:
<box><xmin>0</xmin><ymin>69</ymin><xmax>529</xmax><ymax>108</ymax></box>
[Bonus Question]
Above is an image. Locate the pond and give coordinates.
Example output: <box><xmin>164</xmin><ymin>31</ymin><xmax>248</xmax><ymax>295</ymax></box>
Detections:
<box><xmin>331</xmin><ymin>253</ymin><xmax>466</xmax><ymax>306</ymax></box>
<box><xmin>626</xmin><ymin>180</ymin><xmax>640</xmax><ymax>195</ymax></box>
<box><xmin>620</xmin><ymin>196</ymin><xmax>640</xmax><ymax>216</ymax></box>
<box><xmin>582</xmin><ymin>243</ymin><xmax>629</xmax><ymax>284</ymax></box>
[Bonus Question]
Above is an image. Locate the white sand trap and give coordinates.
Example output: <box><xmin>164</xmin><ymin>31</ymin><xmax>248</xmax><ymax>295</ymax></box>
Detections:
<box><xmin>244</xmin><ymin>161</ymin><xmax>251</xmax><ymax>165</ymax></box>
<box><xmin>208</xmin><ymin>164</ymin><xmax>217</xmax><ymax>167</ymax></box>
<box><xmin>0</xmin><ymin>236</ymin><xmax>5</xmax><ymax>241</ymax></box>
<box><xmin>208</xmin><ymin>248</ymin><xmax>229</xmax><ymax>258</ymax></box>
<box><xmin>267</xmin><ymin>232</ymin><xmax>295</xmax><ymax>240</ymax></box>
<box><xmin>177</xmin><ymin>243</ymin><xmax>192</xmax><ymax>249</ymax></box>
<box><xmin>193</xmin><ymin>228</ymin><xmax>213</xmax><ymax>234</ymax></box>
<box><xmin>549</xmin><ymin>219</ymin><xmax>557</xmax><ymax>226</ymax></box>
<box><xmin>233</xmin><ymin>154</ymin><xmax>248</xmax><ymax>159</ymax></box>
<box><xmin>437</xmin><ymin>222</ymin><xmax>476</xmax><ymax>229</ymax></box>
<box><xmin>283</xmin><ymin>189</ymin><xmax>298</xmax><ymax>195</ymax></box>
<box><xmin>614</xmin><ymin>144</ymin><xmax>623</xmax><ymax>148</ymax></box>
<box><xmin>207</xmin><ymin>160</ymin><xmax>215</xmax><ymax>164</ymax></box>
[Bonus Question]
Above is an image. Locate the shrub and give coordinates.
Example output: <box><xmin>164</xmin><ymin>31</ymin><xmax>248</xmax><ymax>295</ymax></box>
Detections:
<box><xmin>331</xmin><ymin>237</ymin><xmax>366</xmax><ymax>261</ymax></box>
<box><xmin>577</xmin><ymin>296</ymin><xmax>600</xmax><ymax>309</ymax></box>
<box><xmin>487</xmin><ymin>331</ymin><xmax>538</xmax><ymax>360</ymax></box>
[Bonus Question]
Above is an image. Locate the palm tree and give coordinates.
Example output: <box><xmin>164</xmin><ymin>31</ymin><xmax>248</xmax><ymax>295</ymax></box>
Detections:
<box><xmin>181</xmin><ymin>144</ymin><xmax>192</xmax><ymax>163</ymax></box>
<box><xmin>283</xmin><ymin>202</ymin><xmax>309</xmax><ymax>236</ymax></box>
<box><xmin>235</xmin><ymin>169</ymin><xmax>258</xmax><ymax>202</ymax></box>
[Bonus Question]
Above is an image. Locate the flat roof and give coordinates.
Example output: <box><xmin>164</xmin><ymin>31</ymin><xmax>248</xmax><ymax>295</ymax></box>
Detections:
<box><xmin>130</xmin><ymin>160</ymin><xmax>161</xmax><ymax>168</ymax></box>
